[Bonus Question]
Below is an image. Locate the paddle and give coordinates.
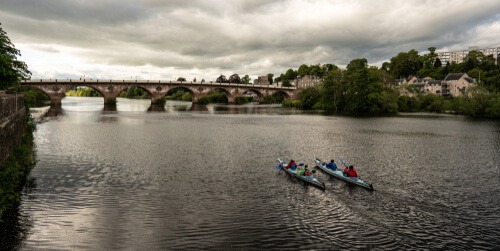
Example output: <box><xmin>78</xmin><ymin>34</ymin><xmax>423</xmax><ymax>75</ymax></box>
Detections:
<box><xmin>337</xmin><ymin>157</ymin><xmax>346</xmax><ymax>167</ymax></box>
<box><xmin>275</xmin><ymin>162</ymin><xmax>304</xmax><ymax>170</ymax></box>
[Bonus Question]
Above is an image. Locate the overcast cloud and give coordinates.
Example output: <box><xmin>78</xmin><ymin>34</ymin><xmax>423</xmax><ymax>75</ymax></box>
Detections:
<box><xmin>1</xmin><ymin>0</ymin><xmax>500</xmax><ymax>81</ymax></box>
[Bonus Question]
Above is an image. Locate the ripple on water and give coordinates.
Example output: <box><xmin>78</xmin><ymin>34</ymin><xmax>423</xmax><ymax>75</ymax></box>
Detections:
<box><xmin>10</xmin><ymin>103</ymin><xmax>500</xmax><ymax>250</ymax></box>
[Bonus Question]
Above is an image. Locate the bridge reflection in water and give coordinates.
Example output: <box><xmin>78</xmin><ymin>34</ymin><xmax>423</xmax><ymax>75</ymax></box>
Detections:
<box><xmin>30</xmin><ymin>97</ymin><xmax>287</xmax><ymax>120</ymax></box>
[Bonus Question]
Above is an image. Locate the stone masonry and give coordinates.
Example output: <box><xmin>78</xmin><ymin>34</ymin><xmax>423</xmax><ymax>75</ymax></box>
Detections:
<box><xmin>0</xmin><ymin>91</ymin><xmax>26</xmax><ymax>166</ymax></box>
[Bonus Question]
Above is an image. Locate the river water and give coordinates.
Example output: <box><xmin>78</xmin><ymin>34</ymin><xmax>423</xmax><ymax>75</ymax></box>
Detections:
<box><xmin>2</xmin><ymin>97</ymin><xmax>500</xmax><ymax>250</ymax></box>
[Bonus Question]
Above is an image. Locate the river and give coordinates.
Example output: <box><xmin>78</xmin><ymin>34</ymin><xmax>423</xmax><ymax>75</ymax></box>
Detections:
<box><xmin>2</xmin><ymin>97</ymin><xmax>499</xmax><ymax>250</ymax></box>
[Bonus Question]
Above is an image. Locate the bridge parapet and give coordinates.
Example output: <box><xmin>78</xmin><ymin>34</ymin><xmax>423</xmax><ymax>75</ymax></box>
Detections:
<box><xmin>20</xmin><ymin>79</ymin><xmax>299</xmax><ymax>105</ymax></box>
<box><xmin>22</xmin><ymin>79</ymin><xmax>297</xmax><ymax>89</ymax></box>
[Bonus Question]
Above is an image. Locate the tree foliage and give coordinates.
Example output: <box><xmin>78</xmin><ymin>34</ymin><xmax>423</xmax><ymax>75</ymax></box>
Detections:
<box><xmin>0</xmin><ymin>23</ymin><xmax>31</xmax><ymax>90</ymax></box>
<box><xmin>389</xmin><ymin>49</ymin><xmax>421</xmax><ymax>78</ymax></box>
<box><xmin>228</xmin><ymin>74</ymin><xmax>241</xmax><ymax>83</ymax></box>
<box><xmin>241</xmin><ymin>75</ymin><xmax>251</xmax><ymax>84</ymax></box>
<box><xmin>216</xmin><ymin>75</ymin><xmax>228</xmax><ymax>83</ymax></box>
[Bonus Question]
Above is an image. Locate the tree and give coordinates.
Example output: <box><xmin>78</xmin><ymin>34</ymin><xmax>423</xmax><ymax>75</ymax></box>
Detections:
<box><xmin>322</xmin><ymin>68</ymin><xmax>347</xmax><ymax>111</ymax></box>
<box><xmin>309</xmin><ymin>64</ymin><xmax>322</xmax><ymax>77</ymax></box>
<box><xmin>0</xmin><ymin>23</ymin><xmax>31</xmax><ymax>90</ymax></box>
<box><xmin>284</xmin><ymin>69</ymin><xmax>297</xmax><ymax>81</ymax></box>
<box><xmin>346</xmin><ymin>58</ymin><xmax>368</xmax><ymax>73</ymax></box>
<box><xmin>299</xmin><ymin>86</ymin><xmax>321</xmax><ymax>109</ymax></box>
<box><xmin>216</xmin><ymin>75</ymin><xmax>227</xmax><ymax>83</ymax></box>
<box><xmin>321</xmin><ymin>63</ymin><xmax>338</xmax><ymax>75</ymax></box>
<box><xmin>228</xmin><ymin>74</ymin><xmax>241</xmax><ymax>83</ymax></box>
<box><xmin>389</xmin><ymin>49</ymin><xmax>422</xmax><ymax>78</ymax></box>
<box><xmin>177</xmin><ymin>77</ymin><xmax>186</xmax><ymax>82</ymax></box>
<box><xmin>241</xmin><ymin>75</ymin><xmax>251</xmax><ymax>84</ymax></box>
<box><xmin>267</xmin><ymin>73</ymin><xmax>274</xmax><ymax>85</ymax></box>
<box><xmin>297</xmin><ymin>64</ymin><xmax>310</xmax><ymax>77</ymax></box>
<box><xmin>434</xmin><ymin>58</ymin><xmax>442</xmax><ymax>68</ymax></box>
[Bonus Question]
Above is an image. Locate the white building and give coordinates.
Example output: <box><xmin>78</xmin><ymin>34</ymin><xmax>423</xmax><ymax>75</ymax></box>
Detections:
<box><xmin>437</xmin><ymin>46</ymin><xmax>500</xmax><ymax>65</ymax></box>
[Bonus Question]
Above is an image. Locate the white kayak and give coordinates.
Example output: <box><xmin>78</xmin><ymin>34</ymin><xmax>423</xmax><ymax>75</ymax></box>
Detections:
<box><xmin>277</xmin><ymin>158</ymin><xmax>325</xmax><ymax>190</ymax></box>
<box><xmin>314</xmin><ymin>158</ymin><xmax>374</xmax><ymax>190</ymax></box>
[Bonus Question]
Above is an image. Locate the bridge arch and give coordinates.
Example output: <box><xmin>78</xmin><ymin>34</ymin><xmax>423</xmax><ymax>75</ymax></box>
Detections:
<box><xmin>118</xmin><ymin>85</ymin><xmax>153</xmax><ymax>99</ymax></box>
<box><xmin>272</xmin><ymin>90</ymin><xmax>291</xmax><ymax>99</ymax></box>
<box><xmin>164</xmin><ymin>86</ymin><xmax>194</xmax><ymax>102</ymax></box>
<box><xmin>19</xmin><ymin>80</ymin><xmax>299</xmax><ymax>105</ymax></box>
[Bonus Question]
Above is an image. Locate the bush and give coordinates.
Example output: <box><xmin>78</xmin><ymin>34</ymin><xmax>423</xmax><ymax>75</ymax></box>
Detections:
<box><xmin>198</xmin><ymin>91</ymin><xmax>228</xmax><ymax>104</ymax></box>
<box><xmin>299</xmin><ymin>87</ymin><xmax>321</xmax><ymax>109</ymax></box>
<box><xmin>235</xmin><ymin>96</ymin><xmax>254</xmax><ymax>104</ymax></box>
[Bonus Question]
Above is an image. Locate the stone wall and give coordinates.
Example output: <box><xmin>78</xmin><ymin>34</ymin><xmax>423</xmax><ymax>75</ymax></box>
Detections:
<box><xmin>0</xmin><ymin>91</ymin><xmax>26</xmax><ymax>166</ymax></box>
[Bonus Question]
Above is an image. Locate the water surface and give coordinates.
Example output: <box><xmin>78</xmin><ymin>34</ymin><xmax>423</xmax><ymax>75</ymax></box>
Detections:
<box><xmin>3</xmin><ymin>97</ymin><xmax>500</xmax><ymax>250</ymax></box>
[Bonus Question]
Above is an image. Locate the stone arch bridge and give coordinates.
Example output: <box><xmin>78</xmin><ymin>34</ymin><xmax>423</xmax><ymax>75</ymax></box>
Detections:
<box><xmin>20</xmin><ymin>79</ymin><xmax>299</xmax><ymax>105</ymax></box>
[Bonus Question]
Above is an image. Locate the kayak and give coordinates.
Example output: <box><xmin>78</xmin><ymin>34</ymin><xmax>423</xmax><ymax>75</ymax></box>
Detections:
<box><xmin>277</xmin><ymin>158</ymin><xmax>326</xmax><ymax>190</ymax></box>
<box><xmin>314</xmin><ymin>158</ymin><xmax>374</xmax><ymax>190</ymax></box>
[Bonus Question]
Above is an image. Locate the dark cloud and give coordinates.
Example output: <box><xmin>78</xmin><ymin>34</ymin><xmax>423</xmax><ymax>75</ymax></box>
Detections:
<box><xmin>1</xmin><ymin>0</ymin><xmax>500</xmax><ymax>79</ymax></box>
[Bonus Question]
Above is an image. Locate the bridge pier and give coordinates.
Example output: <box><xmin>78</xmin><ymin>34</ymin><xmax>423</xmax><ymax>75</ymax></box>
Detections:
<box><xmin>104</xmin><ymin>97</ymin><xmax>117</xmax><ymax>105</ymax></box>
<box><xmin>49</xmin><ymin>94</ymin><xmax>65</xmax><ymax>106</ymax></box>
<box><xmin>151</xmin><ymin>93</ymin><xmax>166</xmax><ymax>105</ymax></box>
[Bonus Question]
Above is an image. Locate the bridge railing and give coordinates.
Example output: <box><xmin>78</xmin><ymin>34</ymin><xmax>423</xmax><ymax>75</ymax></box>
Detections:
<box><xmin>21</xmin><ymin>79</ymin><xmax>297</xmax><ymax>89</ymax></box>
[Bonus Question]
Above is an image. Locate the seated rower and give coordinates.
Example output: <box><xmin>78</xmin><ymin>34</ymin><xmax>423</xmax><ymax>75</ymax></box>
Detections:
<box><xmin>325</xmin><ymin>159</ymin><xmax>337</xmax><ymax>171</ymax></box>
<box><xmin>303</xmin><ymin>165</ymin><xmax>311</xmax><ymax>176</ymax></box>
<box><xmin>346</xmin><ymin>165</ymin><xmax>358</xmax><ymax>178</ymax></box>
<box><xmin>287</xmin><ymin>159</ymin><xmax>297</xmax><ymax>170</ymax></box>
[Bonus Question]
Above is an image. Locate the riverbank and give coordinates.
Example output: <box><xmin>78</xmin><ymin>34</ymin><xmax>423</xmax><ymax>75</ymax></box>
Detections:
<box><xmin>0</xmin><ymin>92</ymin><xmax>36</xmax><ymax>220</ymax></box>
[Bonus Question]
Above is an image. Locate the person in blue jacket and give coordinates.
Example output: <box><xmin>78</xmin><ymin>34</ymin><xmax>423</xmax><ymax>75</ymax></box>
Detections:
<box><xmin>325</xmin><ymin>159</ymin><xmax>337</xmax><ymax>171</ymax></box>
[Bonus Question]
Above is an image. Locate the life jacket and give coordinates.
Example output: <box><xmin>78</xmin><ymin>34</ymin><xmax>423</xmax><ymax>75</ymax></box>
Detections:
<box><xmin>304</xmin><ymin>169</ymin><xmax>311</xmax><ymax>176</ymax></box>
<box><xmin>347</xmin><ymin>169</ymin><xmax>358</xmax><ymax>178</ymax></box>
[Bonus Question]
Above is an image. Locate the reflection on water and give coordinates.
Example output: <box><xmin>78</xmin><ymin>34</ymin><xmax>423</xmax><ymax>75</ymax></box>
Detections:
<box><xmin>31</xmin><ymin>97</ymin><xmax>294</xmax><ymax>119</ymax></box>
<box><xmin>10</xmin><ymin>97</ymin><xmax>500</xmax><ymax>250</ymax></box>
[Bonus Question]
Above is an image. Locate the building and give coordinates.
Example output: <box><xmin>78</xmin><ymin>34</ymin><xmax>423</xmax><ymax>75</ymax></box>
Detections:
<box><xmin>400</xmin><ymin>74</ymin><xmax>474</xmax><ymax>97</ymax></box>
<box><xmin>424</xmin><ymin>80</ymin><xmax>442</xmax><ymax>95</ymax></box>
<box><xmin>253</xmin><ymin>76</ymin><xmax>269</xmax><ymax>85</ymax></box>
<box><xmin>293</xmin><ymin>75</ymin><xmax>321</xmax><ymax>88</ymax></box>
<box><xmin>442</xmin><ymin>73</ymin><xmax>475</xmax><ymax>97</ymax></box>
<box><xmin>437</xmin><ymin>46</ymin><xmax>500</xmax><ymax>65</ymax></box>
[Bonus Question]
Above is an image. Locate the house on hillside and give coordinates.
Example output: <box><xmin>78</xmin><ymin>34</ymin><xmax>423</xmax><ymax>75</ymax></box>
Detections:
<box><xmin>293</xmin><ymin>75</ymin><xmax>321</xmax><ymax>88</ymax></box>
<box><xmin>442</xmin><ymin>73</ymin><xmax>476</xmax><ymax>97</ymax></box>
<box><xmin>406</xmin><ymin>76</ymin><xmax>434</xmax><ymax>85</ymax></box>
<box><xmin>424</xmin><ymin>80</ymin><xmax>442</xmax><ymax>95</ymax></box>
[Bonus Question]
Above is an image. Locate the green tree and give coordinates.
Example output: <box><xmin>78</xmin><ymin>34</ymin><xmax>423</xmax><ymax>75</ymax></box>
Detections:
<box><xmin>177</xmin><ymin>77</ymin><xmax>186</xmax><ymax>82</ymax></box>
<box><xmin>321</xmin><ymin>63</ymin><xmax>338</xmax><ymax>75</ymax></box>
<box><xmin>309</xmin><ymin>64</ymin><xmax>323</xmax><ymax>77</ymax></box>
<box><xmin>346</xmin><ymin>58</ymin><xmax>368</xmax><ymax>73</ymax></box>
<box><xmin>434</xmin><ymin>58</ymin><xmax>442</xmax><ymax>68</ymax></box>
<box><xmin>241</xmin><ymin>75</ymin><xmax>251</xmax><ymax>84</ymax></box>
<box><xmin>0</xmin><ymin>23</ymin><xmax>31</xmax><ymax>90</ymax></box>
<box><xmin>299</xmin><ymin>86</ymin><xmax>321</xmax><ymax>109</ymax></box>
<box><xmin>321</xmin><ymin>68</ymin><xmax>347</xmax><ymax>112</ymax></box>
<box><xmin>297</xmin><ymin>64</ymin><xmax>310</xmax><ymax>77</ymax></box>
<box><xmin>267</xmin><ymin>73</ymin><xmax>274</xmax><ymax>85</ymax></box>
<box><xmin>284</xmin><ymin>69</ymin><xmax>297</xmax><ymax>80</ymax></box>
<box><xmin>389</xmin><ymin>49</ymin><xmax>422</xmax><ymax>78</ymax></box>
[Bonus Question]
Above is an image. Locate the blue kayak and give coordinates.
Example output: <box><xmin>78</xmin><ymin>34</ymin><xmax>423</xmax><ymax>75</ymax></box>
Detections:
<box><xmin>278</xmin><ymin>158</ymin><xmax>325</xmax><ymax>190</ymax></box>
<box><xmin>314</xmin><ymin>158</ymin><xmax>374</xmax><ymax>190</ymax></box>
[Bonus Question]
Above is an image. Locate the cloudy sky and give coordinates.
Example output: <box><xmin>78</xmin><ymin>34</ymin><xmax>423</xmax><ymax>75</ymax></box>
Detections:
<box><xmin>1</xmin><ymin>0</ymin><xmax>500</xmax><ymax>81</ymax></box>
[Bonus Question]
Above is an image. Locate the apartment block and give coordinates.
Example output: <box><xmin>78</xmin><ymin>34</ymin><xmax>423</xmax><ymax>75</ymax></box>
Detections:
<box><xmin>437</xmin><ymin>46</ymin><xmax>500</xmax><ymax>65</ymax></box>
